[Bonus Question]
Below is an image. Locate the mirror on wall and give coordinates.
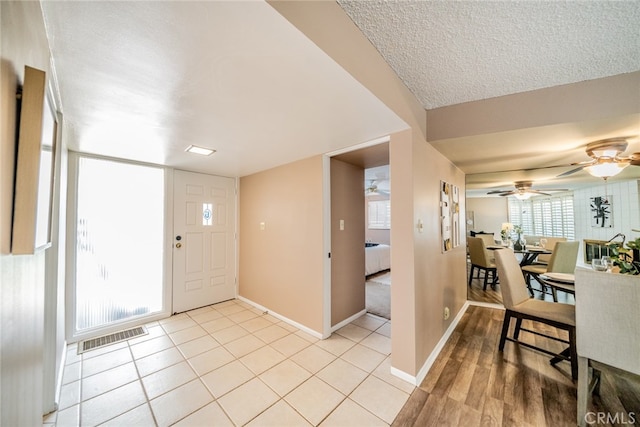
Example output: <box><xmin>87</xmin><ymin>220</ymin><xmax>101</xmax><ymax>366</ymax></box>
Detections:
<box><xmin>466</xmin><ymin>173</ymin><xmax>640</xmax><ymax>305</ymax></box>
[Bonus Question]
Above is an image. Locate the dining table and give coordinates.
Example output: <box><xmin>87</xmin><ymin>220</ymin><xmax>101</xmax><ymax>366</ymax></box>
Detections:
<box><xmin>487</xmin><ymin>245</ymin><xmax>552</xmax><ymax>267</ymax></box>
<box><xmin>539</xmin><ymin>272</ymin><xmax>575</xmax><ymax>302</ymax></box>
<box><xmin>515</xmin><ymin>247</ymin><xmax>552</xmax><ymax>267</ymax></box>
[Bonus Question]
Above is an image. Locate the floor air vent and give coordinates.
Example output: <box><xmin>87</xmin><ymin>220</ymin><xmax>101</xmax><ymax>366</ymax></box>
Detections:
<box><xmin>78</xmin><ymin>326</ymin><xmax>148</xmax><ymax>354</ymax></box>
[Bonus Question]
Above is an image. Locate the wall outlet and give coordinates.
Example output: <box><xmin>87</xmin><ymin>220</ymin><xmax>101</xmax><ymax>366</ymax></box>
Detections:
<box><xmin>443</xmin><ymin>307</ymin><xmax>450</xmax><ymax>320</ymax></box>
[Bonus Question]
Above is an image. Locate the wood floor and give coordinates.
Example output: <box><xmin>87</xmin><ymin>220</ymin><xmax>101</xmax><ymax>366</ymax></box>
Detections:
<box><xmin>392</xmin><ymin>305</ymin><xmax>640</xmax><ymax>426</ymax></box>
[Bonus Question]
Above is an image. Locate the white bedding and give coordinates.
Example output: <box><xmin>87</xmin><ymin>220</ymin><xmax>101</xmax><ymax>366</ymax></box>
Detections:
<box><xmin>365</xmin><ymin>244</ymin><xmax>391</xmax><ymax>276</ymax></box>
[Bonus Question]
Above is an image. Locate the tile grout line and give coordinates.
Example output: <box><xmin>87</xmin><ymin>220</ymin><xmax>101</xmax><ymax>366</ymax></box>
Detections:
<box><xmin>56</xmin><ymin>301</ymin><xmax>403</xmax><ymax>426</ymax></box>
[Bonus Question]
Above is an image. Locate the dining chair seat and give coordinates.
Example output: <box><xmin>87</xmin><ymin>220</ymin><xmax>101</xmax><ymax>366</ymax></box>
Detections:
<box><xmin>511</xmin><ymin>298</ymin><xmax>575</xmax><ymax>326</ymax></box>
<box><xmin>494</xmin><ymin>249</ymin><xmax>577</xmax><ymax>380</ymax></box>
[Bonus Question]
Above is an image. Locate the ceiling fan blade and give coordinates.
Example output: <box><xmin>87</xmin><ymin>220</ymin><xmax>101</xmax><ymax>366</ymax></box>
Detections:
<box><xmin>487</xmin><ymin>190</ymin><xmax>510</xmax><ymax>194</ymax></box>
<box><xmin>630</xmin><ymin>153</ymin><xmax>640</xmax><ymax>166</ymax></box>
<box><xmin>528</xmin><ymin>190</ymin><xmax>551</xmax><ymax>196</ymax></box>
<box><xmin>544</xmin><ymin>188</ymin><xmax>570</xmax><ymax>192</ymax></box>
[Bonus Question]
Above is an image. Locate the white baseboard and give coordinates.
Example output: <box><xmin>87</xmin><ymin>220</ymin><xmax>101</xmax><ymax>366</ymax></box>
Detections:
<box><xmin>237</xmin><ymin>295</ymin><xmax>324</xmax><ymax>339</ymax></box>
<box><xmin>331</xmin><ymin>309</ymin><xmax>367</xmax><ymax>333</ymax></box>
<box><xmin>467</xmin><ymin>300</ymin><xmax>504</xmax><ymax>310</ymax></box>
<box><xmin>390</xmin><ymin>366</ymin><xmax>419</xmax><ymax>386</ymax></box>
<box><xmin>390</xmin><ymin>300</ymin><xmax>471</xmax><ymax>386</ymax></box>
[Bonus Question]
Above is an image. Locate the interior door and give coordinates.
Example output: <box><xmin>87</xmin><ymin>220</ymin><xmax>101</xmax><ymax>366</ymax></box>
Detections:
<box><xmin>173</xmin><ymin>170</ymin><xmax>236</xmax><ymax>313</ymax></box>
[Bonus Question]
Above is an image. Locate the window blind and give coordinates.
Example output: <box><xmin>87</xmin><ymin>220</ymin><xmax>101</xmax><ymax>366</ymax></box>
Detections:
<box><xmin>368</xmin><ymin>200</ymin><xmax>391</xmax><ymax>229</ymax></box>
<box><xmin>508</xmin><ymin>194</ymin><xmax>574</xmax><ymax>240</ymax></box>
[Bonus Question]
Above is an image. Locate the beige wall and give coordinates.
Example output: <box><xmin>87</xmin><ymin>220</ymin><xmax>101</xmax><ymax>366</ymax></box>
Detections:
<box><xmin>330</xmin><ymin>159</ymin><xmax>365</xmax><ymax>326</ymax></box>
<box><xmin>1</xmin><ymin>1</ymin><xmax>56</xmax><ymax>424</ymax></box>
<box><xmin>466</xmin><ymin>197</ymin><xmax>509</xmax><ymax>240</ymax></box>
<box><xmin>426</xmin><ymin>71</ymin><xmax>640</xmax><ymax>141</ymax></box>
<box><xmin>411</xmin><ymin>138</ymin><xmax>467</xmax><ymax>364</ymax></box>
<box><xmin>271</xmin><ymin>1</ymin><xmax>469</xmax><ymax>378</ymax></box>
<box><xmin>239</xmin><ymin>156</ymin><xmax>325</xmax><ymax>333</ymax></box>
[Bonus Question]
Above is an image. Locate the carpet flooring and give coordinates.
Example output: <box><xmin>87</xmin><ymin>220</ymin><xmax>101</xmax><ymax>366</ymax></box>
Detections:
<box><xmin>366</xmin><ymin>271</ymin><xmax>391</xmax><ymax>319</ymax></box>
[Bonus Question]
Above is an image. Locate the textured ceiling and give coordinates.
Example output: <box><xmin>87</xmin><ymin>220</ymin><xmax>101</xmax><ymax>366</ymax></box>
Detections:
<box><xmin>338</xmin><ymin>1</ymin><xmax>640</xmax><ymax>109</ymax></box>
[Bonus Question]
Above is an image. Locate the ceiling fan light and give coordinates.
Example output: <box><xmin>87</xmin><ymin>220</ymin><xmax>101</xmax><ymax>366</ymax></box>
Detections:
<box><xmin>584</xmin><ymin>161</ymin><xmax>629</xmax><ymax>178</ymax></box>
<box><xmin>514</xmin><ymin>192</ymin><xmax>532</xmax><ymax>200</ymax></box>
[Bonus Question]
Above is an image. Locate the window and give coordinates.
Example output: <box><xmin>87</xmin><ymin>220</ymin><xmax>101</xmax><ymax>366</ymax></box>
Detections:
<box><xmin>73</xmin><ymin>156</ymin><xmax>165</xmax><ymax>334</ymax></box>
<box><xmin>508</xmin><ymin>194</ymin><xmax>575</xmax><ymax>240</ymax></box>
<box><xmin>368</xmin><ymin>200</ymin><xmax>391</xmax><ymax>229</ymax></box>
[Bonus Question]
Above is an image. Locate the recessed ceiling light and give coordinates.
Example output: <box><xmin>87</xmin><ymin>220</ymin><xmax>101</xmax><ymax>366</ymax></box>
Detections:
<box><xmin>185</xmin><ymin>145</ymin><xmax>216</xmax><ymax>156</ymax></box>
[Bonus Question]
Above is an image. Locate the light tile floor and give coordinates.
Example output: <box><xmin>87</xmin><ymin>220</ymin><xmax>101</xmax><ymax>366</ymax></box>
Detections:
<box><xmin>45</xmin><ymin>299</ymin><xmax>414</xmax><ymax>426</ymax></box>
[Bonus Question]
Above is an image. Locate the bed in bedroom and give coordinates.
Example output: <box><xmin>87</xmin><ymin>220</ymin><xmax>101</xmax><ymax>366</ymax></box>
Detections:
<box><xmin>365</xmin><ymin>243</ymin><xmax>391</xmax><ymax>276</ymax></box>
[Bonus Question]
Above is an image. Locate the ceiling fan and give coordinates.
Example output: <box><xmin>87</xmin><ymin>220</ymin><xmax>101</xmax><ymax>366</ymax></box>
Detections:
<box><xmin>365</xmin><ymin>179</ymin><xmax>389</xmax><ymax>196</ymax></box>
<box><xmin>559</xmin><ymin>137</ymin><xmax>640</xmax><ymax>179</ymax></box>
<box><xmin>487</xmin><ymin>180</ymin><xmax>568</xmax><ymax>200</ymax></box>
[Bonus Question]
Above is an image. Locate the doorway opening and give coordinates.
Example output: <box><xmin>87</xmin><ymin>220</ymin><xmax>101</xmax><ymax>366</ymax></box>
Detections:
<box><xmin>328</xmin><ymin>138</ymin><xmax>391</xmax><ymax>329</ymax></box>
<box><xmin>71</xmin><ymin>155</ymin><xmax>165</xmax><ymax>338</ymax></box>
<box><xmin>364</xmin><ymin>165</ymin><xmax>391</xmax><ymax>320</ymax></box>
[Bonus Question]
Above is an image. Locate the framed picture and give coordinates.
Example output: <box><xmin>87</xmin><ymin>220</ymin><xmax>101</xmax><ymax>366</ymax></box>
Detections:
<box><xmin>590</xmin><ymin>195</ymin><xmax>612</xmax><ymax>228</ymax></box>
<box><xmin>441</xmin><ymin>180</ymin><xmax>460</xmax><ymax>252</ymax></box>
<box><xmin>11</xmin><ymin>66</ymin><xmax>57</xmax><ymax>254</ymax></box>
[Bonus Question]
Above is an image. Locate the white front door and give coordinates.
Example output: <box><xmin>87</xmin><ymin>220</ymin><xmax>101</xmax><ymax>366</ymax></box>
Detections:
<box><xmin>173</xmin><ymin>170</ymin><xmax>236</xmax><ymax>313</ymax></box>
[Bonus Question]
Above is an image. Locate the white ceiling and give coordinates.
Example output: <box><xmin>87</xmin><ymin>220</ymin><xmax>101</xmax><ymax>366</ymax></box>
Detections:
<box><xmin>41</xmin><ymin>1</ymin><xmax>407</xmax><ymax>177</ymax></box>
<box><xmin>41</xmin><ymin>1</ymin><xmax>639</xmax><ymax>191</ymax></box>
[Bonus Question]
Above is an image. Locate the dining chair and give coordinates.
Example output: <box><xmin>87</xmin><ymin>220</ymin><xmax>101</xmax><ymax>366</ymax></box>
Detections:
<box><xmin>521</xmin><ymin>241</ymin><xmax>579</xmax><ymax>299</ymax></box>
<box><xmin>494</xmin><ymin>249</ymin><xmax>577</xmax><ymax>379</ymax></box>
<box><xmin>476</xmin><ymin>233</ymin><xmax>497</xmax><ymax>247</ymax></box>
<box><xmin>575</xmin><ymin>268</ymin><xmax>640</xmax><ymax>427</ymax></box>
<box><xmin>533</xmin><ymin>237</ymin><xmax>567</xmax><ymax>265</ymax></box>
<box><xmin>467</xmin><ymin>236</ymin><xmax>498</xmax><ymax>290</ymax></box>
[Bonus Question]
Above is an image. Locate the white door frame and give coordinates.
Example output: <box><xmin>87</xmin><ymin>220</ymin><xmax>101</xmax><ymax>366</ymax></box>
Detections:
<box><xmin>322</xmin><ymin>136</ymin><xmax>391</xmax><ymax>338</ymax></box>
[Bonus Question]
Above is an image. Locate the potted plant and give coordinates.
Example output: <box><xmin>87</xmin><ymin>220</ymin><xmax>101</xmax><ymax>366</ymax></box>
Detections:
<box><xmin>609</xmin><ymin>236</ymin><xmax>640</xmax><ymax>275</ymax></box>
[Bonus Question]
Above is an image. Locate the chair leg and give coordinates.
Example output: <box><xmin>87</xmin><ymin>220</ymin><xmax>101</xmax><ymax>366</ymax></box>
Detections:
<box><xmin>483</xmin><ymin>271</ymin><xmax>489</xmax><ymax>290</ymax></box>
<box><xmin>513</xmin><ymin>318</ymin><xmax>523</xmax><ymax>340</ymax></box>
<box><xmin>468</xmin><ymin>265</ymin><xmax>475</xmax><ymax>287</ymax></box>
<box><xmin>499</xmin><ymin>311</ymin><xmax>511</xmax><ymax>351</ymax></box>
<box><xmin>569</xmin><ymin>326</ymin><xmax>578</xmax><ymax>380</ymax></box>
<box><xmin>524</xmin><ymin>273</ymin><xmax>534</xmax><ymax>297</ymax></box>
<box><xmin>551</xmin><ymin>287</ymin><xmax>558</xmax><ymax>302</ymax></box>
<box><xmin>577</xmin><ymin>356</ymin><xmax>589</xmax><ymax>427</ymax></box>
<box><xmin>592</xmin><ymin>368</ymin><xmax>602</xmax><ymax>396</ymax></box>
